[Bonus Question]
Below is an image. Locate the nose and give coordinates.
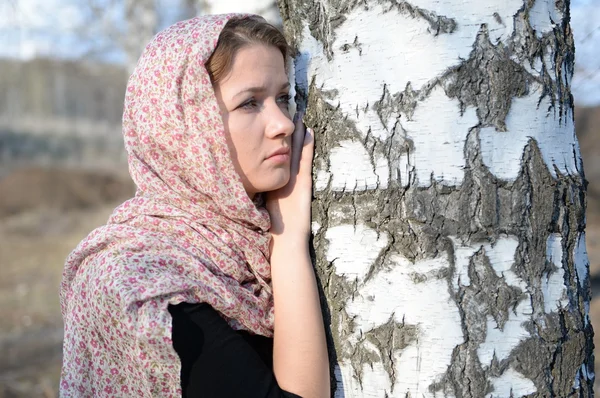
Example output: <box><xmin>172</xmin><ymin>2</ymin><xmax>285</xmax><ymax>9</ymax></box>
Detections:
<box><xmin>264</xmin><ymin>101</ymin><xmax>295</xmax><ymax>139</ymax></box>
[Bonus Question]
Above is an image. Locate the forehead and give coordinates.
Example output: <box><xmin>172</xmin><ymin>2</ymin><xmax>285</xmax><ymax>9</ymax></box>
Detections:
<box><xmin>220</xmin><ymin>44</ymin><xmax>287</xmax><ymax>86</ymax></box>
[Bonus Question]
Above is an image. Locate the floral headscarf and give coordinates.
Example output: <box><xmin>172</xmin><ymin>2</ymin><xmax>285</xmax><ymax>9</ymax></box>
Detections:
<box><xmin>60</xmin><ymin>14</ymin><xmax>276</xmax><ymax>397</ymax></box>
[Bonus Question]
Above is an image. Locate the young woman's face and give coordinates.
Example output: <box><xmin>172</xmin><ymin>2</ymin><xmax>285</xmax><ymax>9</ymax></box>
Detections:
<box><xmin>213</xmin><ymin>44</ymin><xmax>294</xmax><ymax>199</ymax></box>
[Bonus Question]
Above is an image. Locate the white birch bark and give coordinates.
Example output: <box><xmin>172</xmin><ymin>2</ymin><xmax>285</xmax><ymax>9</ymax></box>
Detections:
<box><xmin>277</xmin><ymin>0</ymin><xmax>594</xmax><ymax>396</ymax></box>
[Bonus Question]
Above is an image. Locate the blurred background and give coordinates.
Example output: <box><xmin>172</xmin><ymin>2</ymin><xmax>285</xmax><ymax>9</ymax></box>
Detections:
<box><xmin>0</xmin><ymin>0</ymin><xmax>598</xmax><ymax>396</ymax></box>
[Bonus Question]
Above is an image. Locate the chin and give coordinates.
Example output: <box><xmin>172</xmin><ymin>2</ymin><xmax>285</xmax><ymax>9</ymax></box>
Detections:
<box><xmin>255</xmin><ymin>171</ymin><xmax>291</xmax><ymax>193</ymax></box>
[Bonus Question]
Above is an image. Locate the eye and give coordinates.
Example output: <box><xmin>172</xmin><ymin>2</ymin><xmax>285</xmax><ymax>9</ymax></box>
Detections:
<box><xmin>277</xmin><ymin>94</ymin><xmax>291</xmax><ymax>106</ymax></box>
<box><xmin>239</xmin><ymin>98</ymin><xmax>258</xmax><ymax>110</ymax></box>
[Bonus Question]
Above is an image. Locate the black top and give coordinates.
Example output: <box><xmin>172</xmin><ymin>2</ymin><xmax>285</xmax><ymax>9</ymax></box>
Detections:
<box><xmin>169</xmin><ymin>303</ymin><xmax>302</xmax><ymax>398</ymax></box>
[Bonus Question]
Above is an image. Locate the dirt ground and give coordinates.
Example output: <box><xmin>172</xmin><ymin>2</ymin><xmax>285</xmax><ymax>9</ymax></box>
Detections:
<box><xmin>0</xmin><ymin>169</ymin><xmax>134</xmax><ymax>397</ymax></box>
<box><xmin>0</xmin><ymin>108</ymin><xmax>599</xmax><ymax>396</ymax></box>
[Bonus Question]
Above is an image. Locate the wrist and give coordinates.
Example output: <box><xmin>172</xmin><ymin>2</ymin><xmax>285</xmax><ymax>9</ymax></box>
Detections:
<box><xmin>271</xmin><ymin>231</ymin><xmax>309</xmax><ymax>243</ymax></box>
<box><xmin>270</xmin><ymin>240</ymin><xmax>312</xmax><ymax>271</ymax></box>
<box><xmin>270</xmin><ymin>235</ymin><xmax>310</xmax><ymax>253</ymax></box>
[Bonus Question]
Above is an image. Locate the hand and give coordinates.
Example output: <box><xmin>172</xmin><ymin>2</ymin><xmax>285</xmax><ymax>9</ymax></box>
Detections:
<box><xmin>265</xmin><ymin>112</ymin><xmax>314</xmax><ymax>240</ymax></box>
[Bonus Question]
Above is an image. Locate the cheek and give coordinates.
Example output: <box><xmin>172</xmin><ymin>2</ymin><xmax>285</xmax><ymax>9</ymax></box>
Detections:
<box><xmin>227</xmin><ymin>118</ymin><xmax>263</xmax><ymax>166</ymax></box>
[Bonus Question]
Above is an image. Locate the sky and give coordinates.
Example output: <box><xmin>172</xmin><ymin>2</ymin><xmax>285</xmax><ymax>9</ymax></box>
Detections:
<box><xmin>0</xmin><ymin>0</ymin><xmax>599</xmax><ymax>105</ymax></box>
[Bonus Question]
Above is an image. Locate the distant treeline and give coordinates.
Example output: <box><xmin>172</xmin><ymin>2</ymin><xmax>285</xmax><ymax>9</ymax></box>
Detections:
<box><xmin>0</xmin><ymin>57</ymin><xmax>129</xmax><ymax>170</ymax></box>
<box><xmin>0</xmin><ymin>129</ymin><xmax>126</xmax><ymax>170</ymax></box>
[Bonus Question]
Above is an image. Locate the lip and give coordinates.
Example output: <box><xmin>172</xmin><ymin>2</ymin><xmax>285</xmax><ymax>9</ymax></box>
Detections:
<box><xmin>266</xmin><ymin>147</ymin><xmax>291</xmax><ymax>160</ymax></box>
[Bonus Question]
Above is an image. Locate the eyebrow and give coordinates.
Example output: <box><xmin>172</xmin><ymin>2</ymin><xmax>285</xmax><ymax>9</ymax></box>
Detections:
<box><xmin>232</xmin><ymin>82</ymin><xmax>291</xmax><ymax>100</ymax></box>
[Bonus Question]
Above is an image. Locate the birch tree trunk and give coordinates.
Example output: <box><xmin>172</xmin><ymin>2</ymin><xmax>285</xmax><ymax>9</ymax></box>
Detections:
<box><xmin>277</xmin><ymin>0</ymin><xmax>595</xmax><ymax>396</ymax></box>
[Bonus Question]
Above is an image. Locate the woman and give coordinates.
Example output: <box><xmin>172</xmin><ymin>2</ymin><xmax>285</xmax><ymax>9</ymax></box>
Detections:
<box><xmin>59</xmin><ymin>14</ymin><xmax>329</xmax><ymax>398</ymax></box>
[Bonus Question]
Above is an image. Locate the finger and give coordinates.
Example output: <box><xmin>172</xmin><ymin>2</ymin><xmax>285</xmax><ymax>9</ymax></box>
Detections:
<box><xmin>302</xmin><ymin>127</ymin><xmax>314</xmax><ymax>158</ymax></box>
<box><xmin>298</xmin><ymin>127</ymin><xmax>315</xmax><ymax>175</ymax></box>
<box><xmin>291</xmin><ymin>112</ymin><xmax>305</xmax><ymax>174</ymax></box>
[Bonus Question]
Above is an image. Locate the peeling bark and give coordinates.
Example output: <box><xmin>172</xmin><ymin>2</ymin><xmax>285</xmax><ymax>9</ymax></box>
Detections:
<box><xmin>278</xmin><ymin>0</ymin><xmax>594</xmax><ymax>396</ymax></box>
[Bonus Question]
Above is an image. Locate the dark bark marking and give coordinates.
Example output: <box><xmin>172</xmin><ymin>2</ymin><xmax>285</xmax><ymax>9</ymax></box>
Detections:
<box><xmin>443</xmin><ymin>26</ymin><xmax>530</xmax><ymax>131</ymax></box>
<box><xmin>381</xmin><ymin>0</ymin><xmax>458</xmax><ymax>36</ymax></box>
<box><xmin>339</xmin><ymin>35</ymin><xmax>363</xmax><ymax>55</ymax></box>
<box><xmin>510</xmin><ymin>2</ymin><xmax>575</xmax><ymax>116</ymax></box>
<box><xmin>364</xmin><ymin>316</ymin><xmax>419</xmax><ymax>389</ymax></box>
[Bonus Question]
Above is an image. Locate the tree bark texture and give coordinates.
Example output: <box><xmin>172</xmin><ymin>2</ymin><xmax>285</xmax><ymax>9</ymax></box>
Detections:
<box><xmin>277</xmin><ymin>0</ymin><xmax>594</xmax><ymax>396</ymax></box>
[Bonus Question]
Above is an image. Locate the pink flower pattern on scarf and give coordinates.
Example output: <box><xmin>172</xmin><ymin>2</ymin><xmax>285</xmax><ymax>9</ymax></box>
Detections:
<box><xmin>60</xmin><ymin>14</ymin><xmax>276</xmax><ymax>397</ymax></box>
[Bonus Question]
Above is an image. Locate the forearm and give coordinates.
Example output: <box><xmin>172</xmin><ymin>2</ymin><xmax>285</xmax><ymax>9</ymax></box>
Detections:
<box><xmin>270</xmin><ymin>238</ymin><xmax>330</xmax><ymax>398</ymax></box>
